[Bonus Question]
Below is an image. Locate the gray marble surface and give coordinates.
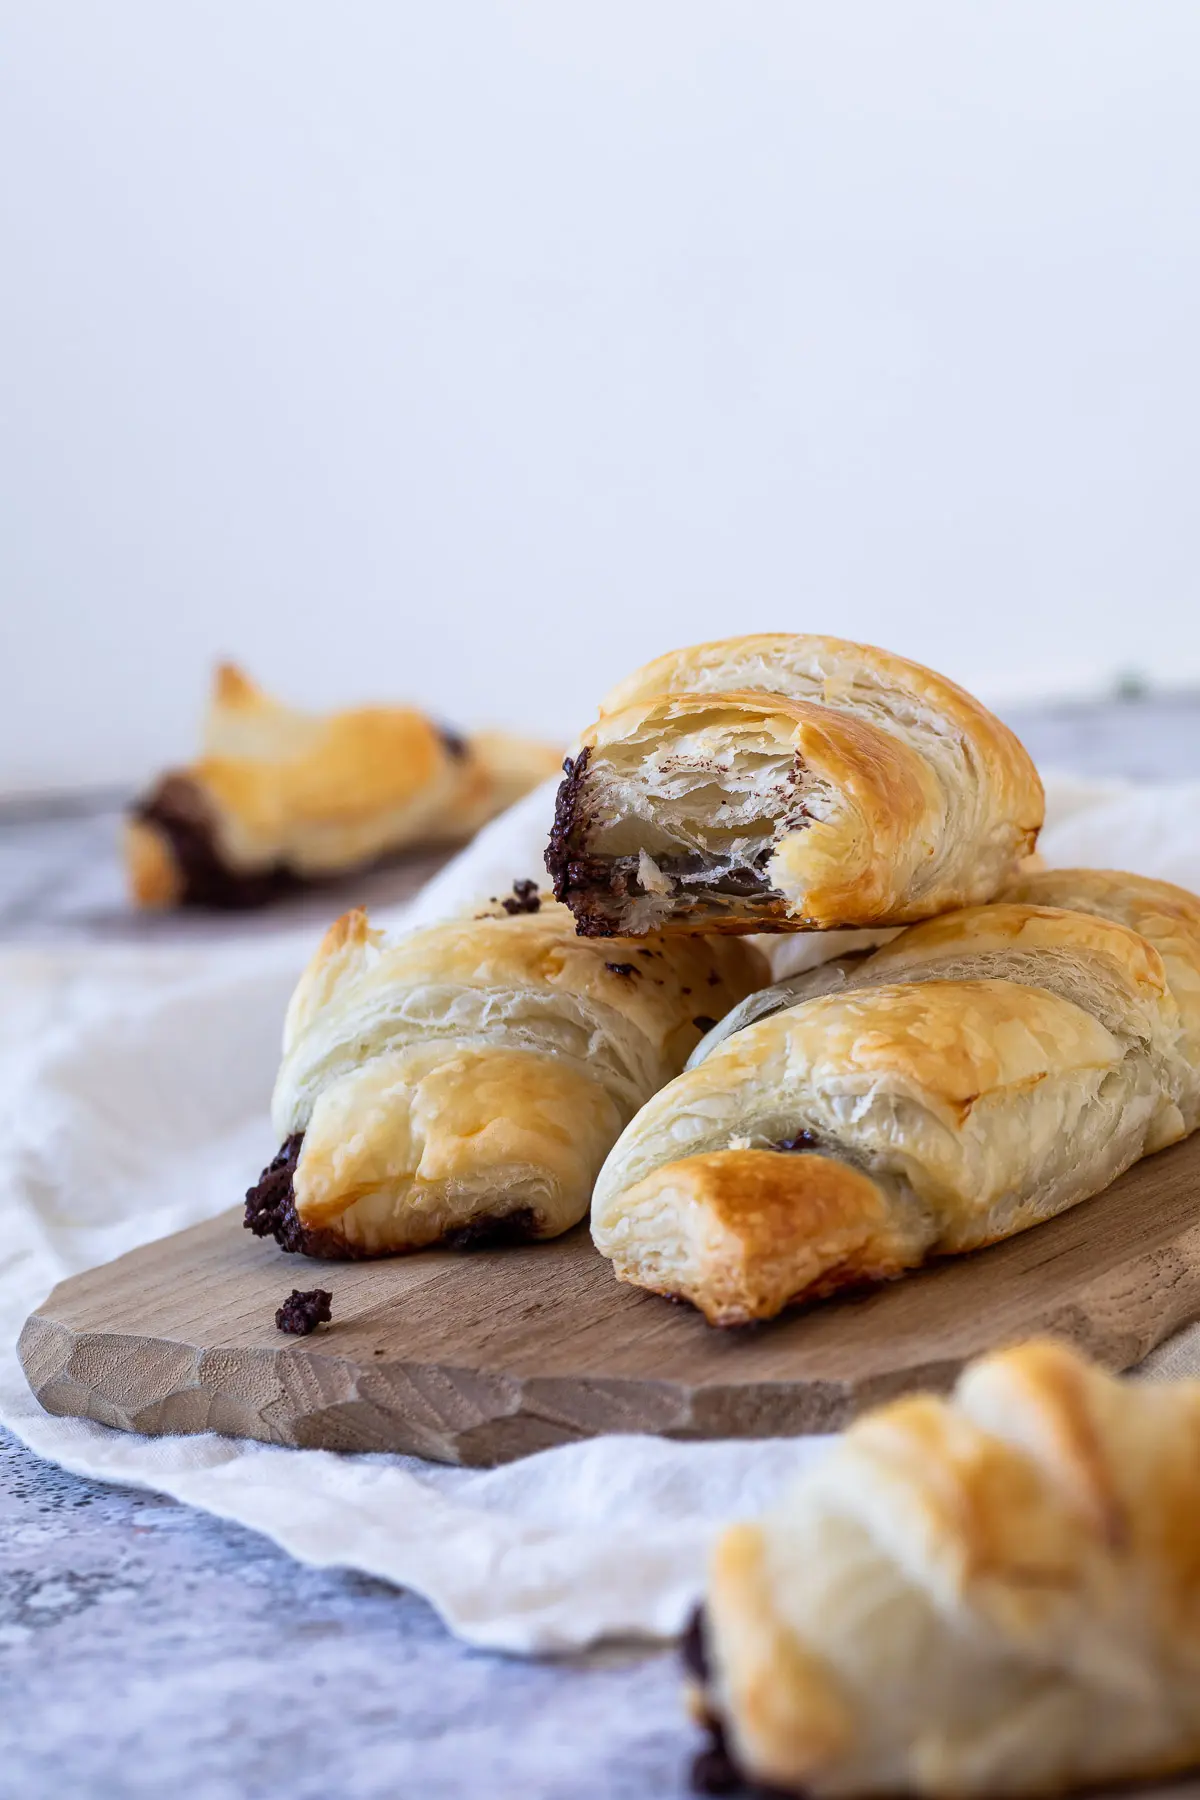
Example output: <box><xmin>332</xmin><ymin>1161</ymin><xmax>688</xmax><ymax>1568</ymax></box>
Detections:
<box><xmin>2</xmin><ymin>689</ymin><xmax>1199</xmax><ymax>1799</ymax></box>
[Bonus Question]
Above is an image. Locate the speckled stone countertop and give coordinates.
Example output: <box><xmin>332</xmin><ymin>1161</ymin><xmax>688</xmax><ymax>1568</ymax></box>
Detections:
<box><xmin>2</xmin><ymin>692</ymin><xmax>1199</xmax><ymax>1800</ymax></box>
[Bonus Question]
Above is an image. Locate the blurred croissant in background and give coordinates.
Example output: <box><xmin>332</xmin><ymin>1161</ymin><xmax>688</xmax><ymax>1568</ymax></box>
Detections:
<box><xmin>125</xmin><ymin>663</ymin><xmax>562</xmax><ymax>909</ymax></box>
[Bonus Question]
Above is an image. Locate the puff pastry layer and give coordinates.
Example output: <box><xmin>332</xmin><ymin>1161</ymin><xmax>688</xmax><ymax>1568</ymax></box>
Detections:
<box><xmin>688</xmin><ymin>1339</ymin><xmax>1200</xmax><ymax>1796</ymax></box>
<box><xmin>592</xmin><ymin>894</ymin><xmax>1195</xmax><ymax>1323</ymax></box>
<box><xmin>546</xmin><ymin>635</ymin><xmax>1043</xmax><ymax>935</ymax></box>
<box><xmin>245</xmin><ymin>894</ymin><xmax>764</xmax><ymax>1257</ymax></box>
<box><xmin>126</xmin><ymin>664</ymin><xmax>562</xmax><ymax>909</ymax></box>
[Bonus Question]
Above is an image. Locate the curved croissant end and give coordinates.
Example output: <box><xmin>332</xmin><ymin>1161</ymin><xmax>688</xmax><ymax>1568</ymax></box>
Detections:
<box><xmin>692</xmin><ymin>1339</ymin><xmax>1200</xmax><ymax>1796</ymax></box>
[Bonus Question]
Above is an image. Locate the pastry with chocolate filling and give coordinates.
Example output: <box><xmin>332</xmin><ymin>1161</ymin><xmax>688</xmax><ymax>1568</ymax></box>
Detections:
<box><xmin>246</xmin><ymin>897</ymin><xmax>764</xmax><ymax>1257</ymax></box>
<box><xmin>688</xmin><ymin>1340</ymin><xmax>1200</xmax><ymax>1795</ymax></box>
<box><xmin>126</xmin><ymin>663</ymin><xmax>562</xmax><ymax>909</ymax></box>
<box><xmin>545</xmin><ymin>634</ymin><xmax>1043</xmax><ymax>936</ymax></box>
<box><xmin>592</xmin><ymin>893</ymin><xmax>1198</xmax><ymax>1323</ymax></box>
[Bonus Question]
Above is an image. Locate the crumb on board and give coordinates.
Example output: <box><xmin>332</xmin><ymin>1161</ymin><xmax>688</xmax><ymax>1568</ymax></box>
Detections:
<box><xmin>275</xmin><ymin>1288</ymin><xmax>333</xmax><ymax>1335</ymax></box>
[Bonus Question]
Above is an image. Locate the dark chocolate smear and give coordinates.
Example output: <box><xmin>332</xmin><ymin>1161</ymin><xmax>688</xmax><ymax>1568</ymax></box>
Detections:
<box><xmin>545</xmin><ymin>748</ymin><xmax>592</xmax><ymax>904</ymax></box>
<box><xmin>134</xmin><ymin>775</ymin><xmax>303</xmax><ymax>911</ymax></box>
<box><xmin>440</xmin><ymin>1207</ymin><xmax>539</xmax><ymax>1251</ymax></box>
<box><xmin>243</xmin><ymin>1135</ymin><xmax>374</xmax><ymax>1260</ymax></box>
<box><xmin>437</xmin><ymin>724</ymin><xmax>470</xmax><ymax>760</ymax></box>
<box><xmin>681</xmin><ymin>1605</ymin><xmax>709</xmax><ymax>1682</ymax></box>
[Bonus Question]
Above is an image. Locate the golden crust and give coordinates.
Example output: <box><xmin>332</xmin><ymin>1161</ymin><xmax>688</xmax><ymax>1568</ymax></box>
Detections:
<box><xmin>593</xmin><ymin>975</ymin><xmax>1165</xmax><ymax>1321</ymax></box>
<box><xmin>126</xmin><ymin>663</ymin><xmax>561</xmax><ymax>905</ymax></box>
<box><xmin>601</xmin><ymin>1150</ymin><xmax>909</xmax><ymax>1325</ymax></box>
<box><xmin>1001</xmin><ymin>868</ymin><xmax>1200</xmax><ymax>1123</ymax></box>
<box><xmin>270</xmin><ymin>900</ymin><xmax>766</xmax><ymax>1256</ymax></box>
<box><xmin>293</xmin><ymin>1044</ymin><xmax>623</xmax><ymax>1251</ymax></box>
<box><xmin>865</xmin><ymin>901</ymin><xmax>1171</xmax><ymax>999</ymax></box>
<box><xmin>699</xmin><ymin>1340</ymin><xmax>1200</xmax><ymax>1795</ymax></box>
<box><xmin>122</xmin><ymin>819</ymin><xmax>183</xmax><ymax>909</ymax></box>
<box><xmin>553</xmin><ymin>634</ymin><xmax>1043</xmax><ymax>935</ymax></box>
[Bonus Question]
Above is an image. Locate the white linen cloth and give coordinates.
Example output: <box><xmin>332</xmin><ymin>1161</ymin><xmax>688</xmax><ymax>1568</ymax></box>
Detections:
<box><xmin>3</xmin><ymin>776</ymin><xmax>1200</xmax><ymax>1654</ymax></box>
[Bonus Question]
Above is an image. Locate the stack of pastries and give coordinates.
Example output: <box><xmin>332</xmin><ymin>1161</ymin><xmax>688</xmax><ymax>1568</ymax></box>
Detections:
<box><xmin>246</xmin><ymin>633</ymin><xmax>1200</xmax><ymax>1310</ymax></box>
<box><xmin>236</xmin><ymin>633</ymin><xmax>1200</xmax><ymax>1800</ymax></box>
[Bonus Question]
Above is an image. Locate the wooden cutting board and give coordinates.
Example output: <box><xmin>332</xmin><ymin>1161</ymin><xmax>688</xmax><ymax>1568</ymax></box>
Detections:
<box><xmin>19</xmin><ymin>1132</ymin><xmax>1200</xmax><ymax>1468</ymax></box>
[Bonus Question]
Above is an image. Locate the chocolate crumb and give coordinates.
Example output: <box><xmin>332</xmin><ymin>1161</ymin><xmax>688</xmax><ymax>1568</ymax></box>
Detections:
<box><xmin>707</xmin><ymin>969</ymin><xmax>721</xmax><ymax>986</ymax></box>
<box><xmin>605</xmin><ymin>961</ymin><xmax>639</xmax><ymax>978</ymax></box>
<box><xmin>501</xmin><ymin>879</ymin><xmax>541</xmax><ymax>915</ymax></box>
<box><xmin>275</xmin><ymin>1288</ymin><xmax>332</xmax><ymax>1335</ymax></box>
<box><xmin>692</xmin><ymin>1015</ymin><xmax>718</xmax><ymax>1034</ymax></box>
<box><xmin>638</xmin><ymin>949</ymin><xmax>654</xmax><ymax>959</ymax></box>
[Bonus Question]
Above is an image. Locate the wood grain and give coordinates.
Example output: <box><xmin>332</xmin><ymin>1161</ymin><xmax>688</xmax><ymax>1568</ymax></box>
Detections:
<box><xmin>19</xmin><ymin>1132</ymin><xmax>1200</xmax><ymax>1467</ymax></box>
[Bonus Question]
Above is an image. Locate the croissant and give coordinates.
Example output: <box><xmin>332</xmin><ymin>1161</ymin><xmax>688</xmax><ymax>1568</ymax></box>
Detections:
<box><xmin>245</xmin><ymin>891</ymin><xmax>764</xmax><ymax>1257</ymax></box>
<box><xmin>545</xmin><ymin>635</ymin><xmax>1043</xmax><ymax>936</ymax></box>
<box><xmin>591</xmin><ymin>900</ymin><xmax>1190</xmax><ymax>1324</ymax></box>
<box><xmin>126</xmin><ymin>663</ymin><xmax>562</xmax><ymax>909</ymax></box>
<box><xmin>1000</xmin><ymin>866</ymin><xmax>1200</xmax><ymax>1130</ymax></box>
<box><xmin>686</xmin><ymin>1339</ymin><xmax>1200</xmax><ymax>1796</ymax></box>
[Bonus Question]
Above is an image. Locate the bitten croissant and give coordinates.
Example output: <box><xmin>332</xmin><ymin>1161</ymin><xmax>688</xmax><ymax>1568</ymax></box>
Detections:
<box><xmin>126</xmin><ymin>663</ymin><xmax>562</xmax><ymax>909</ymax></box>
<box><xmin>687</xmin><ymin>1340</ymin><xmax>1200</xmax><ymax>1797</ymax></box>
<box><xmin>545</xmin><ymin>634</ymin><xmax>1043</xmax><ymax>936</ymax></box>
<box><xmin>591</xmin><ymin>896</ymin><xmax>1195</xmax><ymax>1324</ymax></box>
<box><xmin>245</xmin><ymin>891</ymin><xmax>764</xmax><ymax>1257</ymax></box>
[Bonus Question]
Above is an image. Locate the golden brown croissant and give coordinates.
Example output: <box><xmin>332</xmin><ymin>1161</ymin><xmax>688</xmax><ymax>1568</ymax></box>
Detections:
<box><xmin>592</xmin><ymin>896</ymin><xmax>1194</xmax><ymax>1324</ymax></box>
<box><xmin>245</xmin><ymin>892</ymin><xmax>765</xmax><ymax>1257</ymax></box>
<box><xmin>687</xmin><ymin>1339</ymin><xmax>1200</xmax><ymax>1796</ymax></box>
<box><xmin>1000</xmin><ymin>867</ymin><xmax>1200</xmax><ymax>1131</ymax></box>
<box><xmin>545</xmin><ymin>635</ymin><xmax>1043</xmax><ymax>935</ymax></box>
<box><xmin>126</xmin><ymin>663</ymin><xmax>562</xmax><ymax>909</ymax></box>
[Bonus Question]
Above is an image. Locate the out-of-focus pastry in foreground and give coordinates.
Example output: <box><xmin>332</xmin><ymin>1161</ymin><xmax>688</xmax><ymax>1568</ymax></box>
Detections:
<box><xmin>685</xmin><ymin>1339</ymin><xmax>1200</xmax><ymax>1797</ymax></box>
<box><xmin>125</xmin><ymin>663</ymin><xmax>563</xmax><ymax>909</ymax></box>
<box><xmin>546</xmin><ymin>634</ymin><xmax>1044</xmax><ymax>936</ymax></box>
<box><xmin>244</xmin><ymin>892</ymin><xmax>765</xmax><ymax>1258</ymax></box>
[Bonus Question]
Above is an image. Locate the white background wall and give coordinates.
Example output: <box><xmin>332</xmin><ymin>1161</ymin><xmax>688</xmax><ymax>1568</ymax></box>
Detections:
<box><xmin>2</xmin><ymin>2</ymin><xmax>1199</xmax><ymax>793</ymax></box>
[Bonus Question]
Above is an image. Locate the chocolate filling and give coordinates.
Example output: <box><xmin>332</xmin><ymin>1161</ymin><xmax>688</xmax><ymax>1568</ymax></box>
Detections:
<box><xmin>133</xmin><ymin>720</ymin><xmax>470</xmax><ymax>910</ymax></box>
<box><xmin>244</xmin><ymin>1137</ymin><xmax>541</xmax><ymax>1259</ymax></box>
<box><xmin>275</xmin><ymin>1288</ymin><xmax>333</xmax><ymax>1335</ymax></box>
<box><xmin>134</xmin><ymin>776</ymin><xmax>306</xmax><ymax>910</ymax></box>
<box><xmin>683</xmin><ymin>1605</ymin><xmax>795</xmax><ymax>1798</ymax></box>
<box><xmin>439</xmin><ymin>1207</ymin><xmax>539</xmax><ymax>1251</ymax></box>
<box><xmin>545</xmin><ymin>750</ymin><xmax>794</xmax><ymax>936</ymax></box>
<box><xmin>437</xmin><ymin>724</ymin><xmax>469</xmax><ymax>760</ymax></box>
<box><xmin>773</xmin><ymin>1131</ymin><xmax>820</xmax><ymax>1153</ymax></box>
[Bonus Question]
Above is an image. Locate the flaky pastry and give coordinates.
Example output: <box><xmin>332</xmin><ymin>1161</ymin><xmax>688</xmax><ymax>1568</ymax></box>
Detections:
<box><xmin>592</xmin><ymin>896</ymin><xmax>1195</xmax><ymax>1323</ymax></box>
<box><xmin>245</xmin><ymin>892</ymin><xmax>764</xmax><ymax>1257</ymax></box>
<box><xmin>546</xmin><ymin>635</ymin><xmax>1042</xmax><ymax>935</ymax></box>
<box><xmin>687</xmin><ymin>1339</ymin><xmax>1200</xmax><ymax>1796</ymax></box>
